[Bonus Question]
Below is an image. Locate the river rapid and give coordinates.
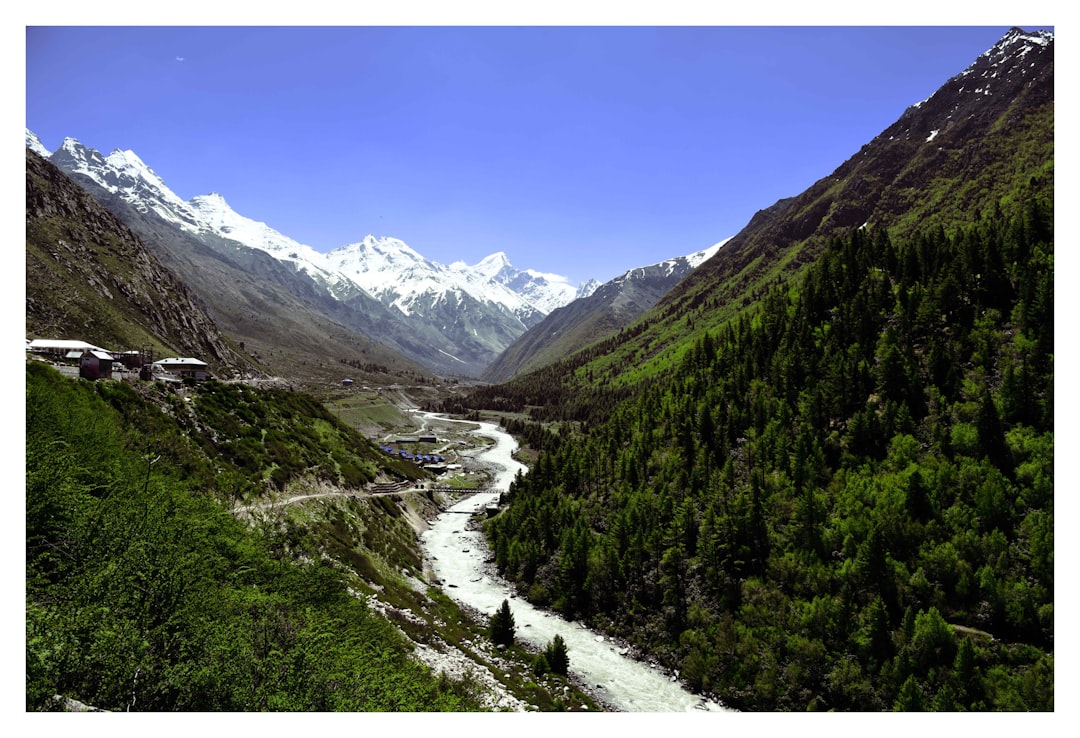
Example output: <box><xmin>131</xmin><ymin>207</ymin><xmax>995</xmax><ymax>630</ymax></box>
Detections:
<box><xmin>417</xmin><ymin>413</ymin><xmax>729</xmax><ymax>713</ymax></box>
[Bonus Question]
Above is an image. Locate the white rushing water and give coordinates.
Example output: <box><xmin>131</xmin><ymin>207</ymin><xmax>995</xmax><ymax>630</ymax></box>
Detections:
<box><xmin>418</xmin><ymin>413</ymin><xmax>729</xmax><ymax>712</ymax></box>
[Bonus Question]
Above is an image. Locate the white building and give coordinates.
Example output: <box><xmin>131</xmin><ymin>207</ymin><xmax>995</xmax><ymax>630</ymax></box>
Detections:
<box><xmin>153</xmin><ymin>357</ymin><xmax>209</xmax><ymax>381</ymax></box>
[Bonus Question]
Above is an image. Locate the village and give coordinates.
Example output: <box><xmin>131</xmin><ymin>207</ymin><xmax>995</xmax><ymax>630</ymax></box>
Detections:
<box><xmin>26</xmin><ymin>338</ymin><xmax>210</xmax><ymax>383</ymax></box>
<box><xmin>25</xmin><ymin>337</ymin><xmax>473</xmax><ymax>482</ymax></box>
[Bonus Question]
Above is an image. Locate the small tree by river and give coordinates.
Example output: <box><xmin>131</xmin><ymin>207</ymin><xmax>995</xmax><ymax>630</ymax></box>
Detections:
<box><xmin>490</xmin><ymin>599</ymin><xmax>516</xmax><ymax>647</ymax></box>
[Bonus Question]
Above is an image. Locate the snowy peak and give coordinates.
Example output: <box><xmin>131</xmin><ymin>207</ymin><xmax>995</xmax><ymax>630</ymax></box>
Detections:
<box><xmin>954</xmin><ymin>26</ymin><xmax>1053</xmax><ymax>92</ymax></box>
<box><xmin>333</xmin><ymin>235</ymin><xmax>432</xmax><ymax>274</ymax></box>
<box><xmin>576</xmin><ymin>279</ymin><xmax>602</xmax><ymax>300</ymax></box>
<box><xmin>906</xmin><ymin>27</ymin><xmax>1053</xmax><ymax>115</ymax></box>
<box><xmin>481</xmin><ymin>238</ymin><xmax>732</xmax><ymax>383</ymax></box>
<box><xmin>473</xmin><ymin>254</ymin><xmax>581</xmax><ymax>315</ymax></box>
<box><xmin>25</xmin><ymin>129</ymin><xmax>50</xmax><ymax>158</ymax></box>
<box><xmin>327</xmin><ymin>238</ymin><xmax>588</xmax><ymax>319</ymax></box>
<box><xmin>469</xmin><ymin>251</ymin><xmax>514</xmax><ymax>280</ymax></box>
<box><xmin>981</xmin><ymin>27</ymin><xmax>1053</xmax><ymax>64</ymax></box>
<box><xmin>876</xmin><ymin>27</ymin><xmax>1053</xmax><ymax>153</ymax></box>
<box><xmin>613</xmin><ymin>238</ymin><xmax>731</xmax><ymax>285</ymax></box>
<box><xmin>104</xmin><ymin>148</ymin><xmax>159</xmax><ymax>186</ymax></box>
<box><xmin>327</xmin><ymin>236</ymin><xmax>532</xmax><ymax>321</ymax></box>
<box><xmin>187</xmin><ymin>192</ymin><xmax>358</xmax><ymax>298</ymax></box>
<box><xmin>327</xmin><ymin>236</ymin><xmax>441</xmax><ymax>305</ymax></box>
<box><xmin>49</xmin><ymin>137</ymin><xmax>110</xmax><ymax>177</ymax></box>
<box><xmin>685</xmin><ymin>238</ymin><xmax>729</xmax><ymax>269</ymax></box>
<box><xmin>190</xmin><ymin>191</ymin><xmax>315</xmax><ymax>261</ymax></box>
<box><xmin>44</xmin><ymin>135</ymin><xmax>207</xmax><ymax>234</ymax></box>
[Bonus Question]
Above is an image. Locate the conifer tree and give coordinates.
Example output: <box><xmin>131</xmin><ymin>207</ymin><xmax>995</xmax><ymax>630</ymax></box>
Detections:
<box><xmin>490</xmin><ymin>599</ymin><xmax>516</xmax><ymax>647</ymax></box>
<box><xmin>543</xmin><ymin>634</ymin><xmax>570</xmax><ymax>675</ymax></box>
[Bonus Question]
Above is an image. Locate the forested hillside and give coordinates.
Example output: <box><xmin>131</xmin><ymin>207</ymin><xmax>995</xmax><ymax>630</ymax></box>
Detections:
<box><xmin>25</xmin><ymin>363</ymin><xmax>479</xmax><ymax>711</ymax></box>
<box><xmin>472</xmin><ymin>206</ymin><xmax>1052</xmax><ymax>710</ymax></box>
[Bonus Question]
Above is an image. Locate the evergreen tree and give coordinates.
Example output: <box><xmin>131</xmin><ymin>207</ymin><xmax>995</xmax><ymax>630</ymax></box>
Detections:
<box><xmin>490</xmin><ymin>599</ymin><xmax>516</xmax><ymax>647</ymax></box>
<box><xmin>543</xmin><ymin>634</ymin><xmax>570</xmax><ymax>676</ymax></box>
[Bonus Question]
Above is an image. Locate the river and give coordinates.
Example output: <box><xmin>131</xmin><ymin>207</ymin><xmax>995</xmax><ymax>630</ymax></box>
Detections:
<box><xmin>417</xmin><ymin>413</ymin><xmax>729</xmax><ymax>713</ymax></box>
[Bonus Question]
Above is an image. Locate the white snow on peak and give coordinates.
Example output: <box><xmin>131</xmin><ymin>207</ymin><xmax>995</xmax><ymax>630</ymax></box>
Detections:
<box><xmin>470</xmin><ymin>251</ymin><xmax>514</xmax><ymax>279</ymax></box>
<box><xmin>25</xmin><ymin>129</ymin><xmax>51</xmax><ymax>158</ymax></box>
<box><xmin>925</xmin><ymin>129</ymin><xmax>940</xmax><ymax>143</ymax></box>
<box><xmin>49</xmin><ymin>138</ymin><xmax>207</xmax><ymax>233</ymax></box>
<box><xmin>686</xmin><ymin>237</ymin><xmax>731</xmax><ymax>269</ymax></box>
<box><xmin>192</xmin><ymin>192</ymin><xmax>313</xmax><ymax>260</ymax></box>
<box><xmin>608</xmin><ymin>237</ymin><xmax>733</xmax><ymax>286</ymax></box>
<box><xmin>187</xmin><ymin>193</ymin><xmax>357</xmax><ymax>298</ymax></box>
<box><xmin>28</xmin><ymin>130</ymin><xmax>606</xmax><ymax>326</ymax></box>
<box><xmin>105</xmin><ymin>148</ymin><xmax>157</xmax><ymax>182</ymax></box>
<box><xmin>327</xmin><ymin>236</ymin><xmax>544</xmax><ymax>319</ymax></box>
<box><xmin>576</xmin><ymin>279</ymin><xmax>602</xmax><ymax>300</ymax></box>
<box><xmin>972</xmin><ymin>28</ymin><xmax>1053</xmax><ymax>81</ymax></box>
<box><xmin>982</xmin><ymin>28</ymin><xmax>1053</xmax><ymax>59</ymax></box>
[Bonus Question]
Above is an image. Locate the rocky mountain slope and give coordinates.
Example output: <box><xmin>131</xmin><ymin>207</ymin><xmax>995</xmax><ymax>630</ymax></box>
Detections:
<box><xmin>25</xmin><ymin>149</ymin><xmax>251</xmax><ymax>377</ymax></box>
<box><xmin>528</xmin><ymin>27</ymin><xmax>1054</xmax><ymax>392</ymax></box>
<box><xmin>662</xmin><ymin>27</ymin><xmax>1054</xmax><ymax>337</ymax></box>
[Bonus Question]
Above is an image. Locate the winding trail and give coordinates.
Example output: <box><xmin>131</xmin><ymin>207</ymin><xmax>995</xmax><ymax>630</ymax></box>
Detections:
<box><xmin>418</xmin><ymin>412</ymin><xmax>731</xmax><ymax>713</ymax></box>
<box><xmin>232</xmin><ymin>488</ymin><xmax>419</xmax><ymax>515</ymax></box>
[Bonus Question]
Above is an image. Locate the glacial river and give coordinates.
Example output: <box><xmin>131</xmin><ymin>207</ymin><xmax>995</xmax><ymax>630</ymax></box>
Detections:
<box><xmin>418</xmin><ymin>413</ymin><xmax>729</xmax><ymax>712</ymax></box>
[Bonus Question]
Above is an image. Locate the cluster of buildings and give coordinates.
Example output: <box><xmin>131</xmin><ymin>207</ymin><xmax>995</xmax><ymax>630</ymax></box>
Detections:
<box><xmin>26</xmin><ymin>338</ymin><xmax>210</xmax><ymax>382</ymax></box>
<box><xmin>378</xmin><ymin>433</ymin><xmax>456</xmax><ymax>473</ymax></box>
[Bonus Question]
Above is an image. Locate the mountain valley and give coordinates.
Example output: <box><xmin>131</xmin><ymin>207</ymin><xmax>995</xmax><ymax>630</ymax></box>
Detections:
<box><xmin>25</xmin><ymin>27</ymin><xmax>1054</xmax><ymax>713</ymax></box>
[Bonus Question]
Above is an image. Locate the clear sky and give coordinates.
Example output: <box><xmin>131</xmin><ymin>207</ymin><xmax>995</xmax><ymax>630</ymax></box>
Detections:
<box><xmin>22</xmin><ymin>11</ymin><xmax>1055</xmax><ymax>287</ymax></box>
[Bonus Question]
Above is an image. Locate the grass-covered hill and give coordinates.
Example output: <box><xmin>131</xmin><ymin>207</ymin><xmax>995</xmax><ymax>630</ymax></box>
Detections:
<box><xmin>25</xmin><ymin>362</ymin><xmax>465</xmax><ymax>710</ymax></box>
<box><xmin>26</xmin><ymin>362</ymin><xmax>603</xmax><ymax>712</ymax></box>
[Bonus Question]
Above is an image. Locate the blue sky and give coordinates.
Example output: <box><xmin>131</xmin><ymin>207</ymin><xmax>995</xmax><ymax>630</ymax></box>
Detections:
<box><xmin>24</xmin><ymin>20</ymin><xmax>1052</xmax><ymax>286</ymax></box>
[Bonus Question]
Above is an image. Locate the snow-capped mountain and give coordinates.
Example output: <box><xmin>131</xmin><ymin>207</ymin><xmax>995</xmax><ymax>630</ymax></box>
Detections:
<box><xmin>31</xmin><ymin>131</ymin><xmax>591</xmax><ymax>321</ymax></box>
<box><xmin>27</xmin><ymin>129</ymin><xmax>602</xmax><ymax>376</ymax></box>
<box><xmin>25</xmin><ymin>129</ymin><xmax>51</xmax><ymax>158</ymax></box>
<box><xmin>47</xmin><ymin>137</ymin><xmax>208</xmax><ymax>236</ymax></box>
<box><xmin>457</xmin><ymin>251</ymin><xmax>594</xmax><ymax>314</ymax></box>
<box><xmin>326</xmin><ymin>237</ymin><xmax>539</xmax><ymax>326</ymax></box>
<box><xmin>606</xmin><ymin>240</ymin><xmax>725</xmax><ymax>289</ymax></box>
<box><xmin>575</xmin><ymin>279</ymin><xmax>603</xmax><ymax>300</ymax></box>
<box><xmin>188</xmin><ymin>193</ymin><xmax>361</xmax><ymax>301</ymax></box>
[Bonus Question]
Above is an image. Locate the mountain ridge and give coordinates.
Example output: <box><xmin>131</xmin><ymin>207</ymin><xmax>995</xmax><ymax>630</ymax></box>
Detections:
<box><xmin>25</xmin><ymin>148</ymin><xmax>252</xmax><ymax>376</ymax></box>
<box><xmin>29</xmin><ymin>127</ymin><xmax>721</xmax><ymax>380</ymax></box>
<box><xmin>27</xmin><ymin>128</ymin><xmax>613</xmax><ymax>377</ymax></box>
<box><xmin>482</xmin><ymin>239</ymin><xmax>729</xmax><ymax>382</ymax></box>
<box><xmin>566</xmin><ymin>25</ymin><xmax>1054</xmax><ymax>391</ymax></box>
